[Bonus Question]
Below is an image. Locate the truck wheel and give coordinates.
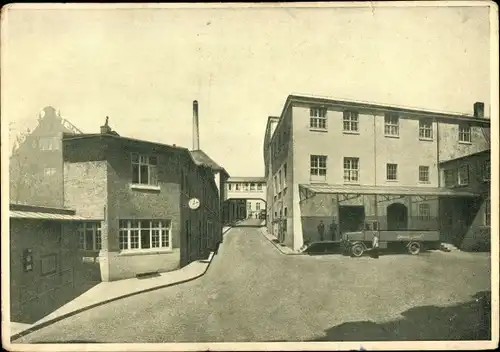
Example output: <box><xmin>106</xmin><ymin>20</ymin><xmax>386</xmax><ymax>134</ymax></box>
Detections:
<box><xmin>408</xmin><ymin>242</ymin><xmax>421</xmax><ymax>255</ymax></box>
<box><xmin>351</xmin><ymin>243</ymin><xmax>364</xmax><ymax>257</ymax></box>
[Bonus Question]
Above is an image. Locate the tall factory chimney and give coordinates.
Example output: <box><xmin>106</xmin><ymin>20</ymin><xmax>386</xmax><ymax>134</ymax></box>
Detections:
<box><xmin>193</xmin><ymin>100</ymin><xmax>200</xmax><ymax>150</ymax></box>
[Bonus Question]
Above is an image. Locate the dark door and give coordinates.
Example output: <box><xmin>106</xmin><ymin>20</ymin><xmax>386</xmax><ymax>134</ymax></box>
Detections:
<box><xmin>387</xmin><ymin>203</ymin><xmax>408</xmax><ymax>230</ymax></box>
<box><xmin>339</xmin><ymin>206</ymin><xmax>366</xmax><ymax>234</ymax></box>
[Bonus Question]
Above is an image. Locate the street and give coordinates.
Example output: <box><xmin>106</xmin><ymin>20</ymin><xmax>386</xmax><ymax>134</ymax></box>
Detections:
<box><xmin>15</xmin><ymin>226</ymin><xmax>491</xmax><ymax>343</ymax></box>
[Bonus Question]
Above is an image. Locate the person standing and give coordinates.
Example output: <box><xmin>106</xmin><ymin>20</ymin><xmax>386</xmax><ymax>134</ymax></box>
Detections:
<box><xmin>329</xmin><ymin>220</ymin><xmax>338</xmax><ymax>241</ymax></box>
<box><xmin>371</xmin><ymin>231</ymin><xmax>380</xmax><ymax>258</ymax></box>
<box><xmin>317</xmin><ymin>220</ymin><xmax>325</xmax><ymax>242</ymax></box>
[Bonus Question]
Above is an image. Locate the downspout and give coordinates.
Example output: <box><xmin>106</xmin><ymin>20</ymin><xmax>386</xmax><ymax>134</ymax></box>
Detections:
<box><xmin>373</xmin><ymin>114</ymin><xmax>377</xmax><ymax>186</ymax></box>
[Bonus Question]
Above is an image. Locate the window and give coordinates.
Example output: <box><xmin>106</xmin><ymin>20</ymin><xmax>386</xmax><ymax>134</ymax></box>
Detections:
<box><xmin>343</xmin><ymin>111</ymin><xmax>359</xmax><ymax>132</ymax></box>
<box><xmin>485</xmin><ymin>198</ymin><xmax>491</xmax><ymax>226</ymax></box>
<box><xmin>419</xmin><ymin>166</ymin><xmax>430</xmax><ymax>183</ymax></box>
<box><xmin>38</xmin><ymin>137</ymin><xmax>61</xmax><ymax>151</ymax></box>
<box><xmin>77</xmin><ymin>222</ymin><xmax>102</xmax><ymax>251</ymax></box>
<box><xmin>444</xmin><ymin>169</ymin><xmax>457</xmax><ymax>188</ymax></box>
<box><xmin>44</xmin><ymin>167</ymin><xmax>56</xmax><ymax>176</ymax></box>
<box><xmin>242</xmin><ymin>183</ymin><xmax>249</xmax><ymax>191</ymax></box>
<box><xmin>310</xmin><ymin>155</ymin><xmax>327</xmax><ymax>179</ymax></box>
<box><xmin>228</xmin><ymin>183</ymin><xmax>232</xmax><ymax>191</ymax></box>
<box><xmin>278</xmin><ymin>170</ymin><xmax>282</xmax><ymax>191</ymax></box>
<box><xmin>384</xmin><ymin>114</ymin><xmax>399</xmax><ymax>136</ymax></box>
<box><xmin>458</xmin><ymin>165</ymin><xmax>469</xmax><ymax>186</ymax></box>
<box><xmin>284</xmin><ymin>208</ymin><xmax>287</xmax><ymax>217</ymax></box>
<box><xmin>343</xmin><ymin>157</ymin><xmax>360</xmax><ymax>182</ymax></box>
<box><xmin>235</xmin><ymin>183</ymin><xmax>240</xmax><ymax>191</ymax></box>
<box><xmin>257</xmin><ymin>183</ymin><xmax>263</xmax><ymax>191</ymax></box>
<box><xmin>256</xmin><ymin>202</ymin><xmax>261</xmax><ymax>211</ymax></box>
<box><xmin>247</xmin><ymin>202</ymin><xmax>252</xmax><ymax>211</ymax></box>
<box><xmin>387</xmin><ymin>163</ymin><xmax>398</xmax><ymax>181</ymax></box>
<box><xmin>40</xmin><ymin>254</ymin><xmax>58</xmax><ymax>276</ymax></box>
<box><xmin>419</xmin><ymin>119</ymin><xmax>433</xmax><ymax>139</ymax></box>
<box><xmin>483</xmin><ymin>160</ymin><xmax>490</xmax><ymax>181</ymax></box>
<box><xmin>119</xmin><ymin>220</ymin><xmax>171</xmax><ymax>251</ymax></box>
<box><xmin>250</xmin><ymin>183</ymin><xmax>256</xmax><ymax>191</ymax></box>
<box><xmin>458</xmin><ymin>124</ymin><xmax>471</xmax><ymax>143</ymax></box>
<box><xmin>283</xmin><ymin>163</ymin><xmax>287</xmax><ymax>180</ymax></box>
<box><xmin>131</xmin><ymin>153</ymin><xmax>158</xmax><ymax>185</ymax></box>
<box><xmin>273</xmin><ymin>176</ymin><xmax>278</xmax><ymax>195</ymax></box>
<box><xmin>310</xmin><ymin>107</ymin><xmax>327</xmax><ymax>129</ymax></box>
<box><xmin>418</xmin><ymin>204</ymin><xmax>431</xmax><ymax>220</ymax></box>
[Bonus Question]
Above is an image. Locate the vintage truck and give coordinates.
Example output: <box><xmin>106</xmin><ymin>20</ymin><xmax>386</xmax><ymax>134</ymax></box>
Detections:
<box><xmin>341</xmin><ymin>220</ymin><xmax>440</xmax><ymax>257</ymax></box>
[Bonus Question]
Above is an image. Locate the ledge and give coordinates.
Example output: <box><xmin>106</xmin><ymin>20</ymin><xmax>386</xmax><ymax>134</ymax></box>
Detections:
<box><xmin>129</xmin><ymin>184</ymin><xmax>161</xmax><ymax>191</ymax></box>
<box><xmin>419</xmin><ymin>137</ymin><xmax>434</xmax><ymax>142</ymax></box>
<box><xmin>309</xmin><ymin>128</ymin><xmax>328</xmax><ymax>133</ymax></box>
<box><xmin>384</xmin><ymin>134</ymin><xmax>400</xmax><ymax>139</ymax></box>
<box><xmin>118</xmin><ymin>248</ymin><xmax>175</xmax><ymax>257</ymax></box>
<box><xmin>342</xmin><ymin>130</ymin><xmax>360</xmax><ymax>135</ymax></box>
<box><xmin>458</xmin><ymin>141</ymin><xmax>472</xmax><ymax>145</ymax></box>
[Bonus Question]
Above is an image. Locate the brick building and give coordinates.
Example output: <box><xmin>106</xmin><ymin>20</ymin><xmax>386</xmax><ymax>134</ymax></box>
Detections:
<box><xmin>9</xmin><ymin>106</ymin><xmax>82</xmax><ymax>207</ymax></box>
<box><xmin>62</xmin><ymin>121</ymin><xmax>223</xmax><ymax>281</ymax></box>
<box><xmin>263</xmin><ymin>94</ymin><xmax>490</xmax><ymax>250</ymax></box>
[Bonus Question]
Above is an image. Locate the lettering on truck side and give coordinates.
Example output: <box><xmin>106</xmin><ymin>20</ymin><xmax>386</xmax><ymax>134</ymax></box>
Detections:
<box><xmin>396</xmin><ymin>234</ymin><xmax>424</xmax><ymax>240</ymax></box>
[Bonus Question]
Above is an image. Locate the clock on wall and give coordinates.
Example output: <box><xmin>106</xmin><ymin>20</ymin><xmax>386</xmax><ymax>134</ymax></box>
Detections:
<box><xmin>188</xmin><ymin>198</ymin><xmax>201</xmax><ymax>210</ymax></box>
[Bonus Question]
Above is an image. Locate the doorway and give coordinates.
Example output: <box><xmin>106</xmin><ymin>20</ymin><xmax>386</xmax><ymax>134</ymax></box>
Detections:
<box><xmin>339</xmin><ymin>206</ymin><xmax>365</xmax><ymax>234</ymax></box>
<box><xmin>387</xmin><ymin>203</ymin><xmax>408</xmax><ymax>230</ymax></box>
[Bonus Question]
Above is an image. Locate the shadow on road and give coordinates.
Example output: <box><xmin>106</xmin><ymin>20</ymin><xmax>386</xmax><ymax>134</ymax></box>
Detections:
<box><xmin>309</xmin><ymin>291</ymin><xmax>491</xmax><ymax>341</ymax></box>
<box><xmin>28</xmin><ymin>340</ymin><xmax>101</xmax><ymax>344</ymax></box>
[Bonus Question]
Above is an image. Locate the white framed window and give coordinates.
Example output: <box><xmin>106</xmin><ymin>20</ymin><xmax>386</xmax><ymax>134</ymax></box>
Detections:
<box><xmin>419</xmin><ymin>166</ymin><xmax>430</xmax><ymax>183</ymax></box>
<box><xmin>242</xmin><ymin>183</ymin><xmax>249</xmax><ymax>191</ymax></box>
<box><xmin>483</xmin><ymin>160</ymin><xmax>490</xmax><ymax>181</ymax></box>
<box><xmin>250</xmin><ymin>183</ymin><xmax>256</xmax><ymax>191</ymax></box>
<box><xmin>419</xmin><ymin>119</ymin><xmax>433</xmax><ymax>139</ymax></box>
<box><xmin>39</xmin><ymin>137</ymin><xmax>61</xmax><ymax>151</ymax></box>
<box><xmin>310</xmin><ymin>107</ymin><xmax>327</xmax><ymax>129</ymax></box>
<box><xmin>310</xmin><ymin>155</ymin><xmax>327</xmax><ymax>180</ymax></box>
<box><xmin>444</xmin><ymin>169</ymin><xmax>457</xmax><ymax>188</ymax></box>
<box><xmin>417</xmin><ymin>203</ymin><xmax>431</xmax><ymax>220</ymax></box>
<box><xmin>44</xmin><ymin>167</ymin><xmax>56</xmax><ymax>176</ymax></box>
<box><xmin>119</xmin><ymin>220</ymin><xmax>171</xmax><ymax>251</ymax></box>
<box><xmin>247</xmin><ymin>202</ymin><xmax>252</xmax><ymax>211</ymax></box>
<box><xmin>343</xmin><ymin>111</ymin><xmax>359</xmax><ymax>132</ymax></box>
<box><xmin>131</xmin><ymin>153</ymin><xmax>158</xmax><ymax>185</ymax></box>
<box><xmin>235</xmin><ymin>183</ymin><xmax>240</xmax><ymax>191</ymax></box>
<box><xmin>343</xmin><ymin>157</ymin><xmax>359</xmax><ymax>183</ymax></box>
<box><xmin>384</xmin><ymin>114</ymin><xmax>399</xmax><ymax>136</ymax></box>
<box><xmin>387</xmin><ymin>163</ymin><xmax>398</xmax><ymax>181</ymax></box>
<box><xmin>458</xmin><ymin>124</ymin><xmax>471</xmax><ymax>143</ymax></box>
<box><xmin>484</xmin><ymin>198</ymin><xmax>491</xmax><ymax>226</ymax></box>
<box><xmin>257</xmin><ymin>183</ymin><xmax>263</xmax><ymax>191</ymax></box>
<box><xmin>256</xmin><ymin>202</ymin><xmax>261</xmax><ymax>211</ymax></box>
<box><xmin>77</xmin><ymin>222</ymin><xmax>102</xmax><ymax>251</ymax></box>
<box><xmin>458</xmin><ymin>165</ymin><xmax>469</xmax><ymax>186</ymax></box>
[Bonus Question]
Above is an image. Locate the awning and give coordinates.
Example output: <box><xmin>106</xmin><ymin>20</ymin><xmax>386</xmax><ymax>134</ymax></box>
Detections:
<box><xmin>299</xmin><ymin>184</ymin><xmax>479</xmax><ymax>198</ymax></box>
<box><xmin>9</xmin><ymin>211</ymin><xmax>91</xmax><ymax>221</ymax></box>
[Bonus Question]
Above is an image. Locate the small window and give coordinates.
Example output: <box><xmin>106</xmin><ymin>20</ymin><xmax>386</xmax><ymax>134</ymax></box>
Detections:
<box><xmin>44</xmin><ymin>167</ymin><xmax>56</xmax><ymax>176</ymax></box>
<box><xmin>77</xmin><ymin>222</ymin><xmax>102</xmax><ymax>251</ymax></box>
<box><xmin>310</xmin><ymin>107</ymin><xmax>327</xmax><ymax>129</ymax></box>
<box><xmin>418</xmin><ymin>203</ymin><xmax>431</xmax><ymax>220</ymax></box>
<box><xmin>256</xmin><ymin>202</ymin><xmax>261</xmax><ymax>211</ymax></box>
<box><xmin>458</xmin><ymin>165</ymin><xmax>469</xmax><ymax>186</ymax></box>
<box><xmin>310</xmin><ymin>155</ymin><xmax>327</xmax><ymax>179</ymax></box>
<box><xmin>343</xmin><ymin>111</ymin><xmax>359</xmax><ymax>132</ymax></box>
<box><xmin>386</xmin><ymin>163</ymin><xmax>398</xmax><ymax>181</ymax></box>
<box><xmin>257</xmin><ymin>183</ymin><xmax>263</xmax><ymax>191</ymax></box>
<box><xmin>458</xmin><ymin>124</ymin><xmax>471</xmax><ymax>143</ymax></box>
<box><xmin>131</xmin><ymin>153</ymin><xmax>158</xmax><ymax>185</ymax></box>
<box><xmin>235</xmin><ymin>183</ymin><xmax>240</xmax><ymax>191</ymax></box>
<box><xmin>228</xmin><ymin>183</ymin><xmax>232</xmax><ymax>191</ymax></box>
<box><xmin>343</xmin><ymin>157</ymin><xmax>360</xmax><ymax>182</ymax></box>
<box><xmin>364</xmin><ymin>222</ymin><xmax>371</xmax><ymax>231</ymax></box>
<box><xmin>419</xmin><ymin>119</ymin><xmax>433</xmax><ymax>139</ymax></box>
<box><xmin>384</xmin><ymin>114</ymin><xmax>399</xmax><ymax>136</ymax></box>
<box><xmin>250</xmin><ymin>183</ymin><xmax>256</xmax><ymax>191</ymax></box>
<box><xmin>419</xmin><ymin>166</ymin><xmax>430</xmax><ymax>183</ymax></box>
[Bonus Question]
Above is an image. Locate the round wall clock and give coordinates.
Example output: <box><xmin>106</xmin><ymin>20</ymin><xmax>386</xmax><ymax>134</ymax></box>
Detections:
<box><xmin>188</xmin><ymin>198</ymin><xmax>201</xmax><ymax>210</ymax></box>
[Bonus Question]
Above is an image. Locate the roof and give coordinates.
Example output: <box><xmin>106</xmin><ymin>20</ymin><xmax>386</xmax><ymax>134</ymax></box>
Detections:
<box><xmin>287</xmin><ymin>93</ymin><xmax>491</xmax><ymax>123</ymax></box>
<box><xmin>299</xmin><ymin>184</ymin><xmax>479</xmax><ymax>197</ymax></box>
<box><xmin>228</xmin><ymin>176</ymin><xmax>266</xmax><ymax>182</ymax></box>
<box><xmin>439</xmin><ymin>149</ymin><xmax>491</xmax><ymax>165</ymax></box>
<box><xmin>189</xmin><ymin>149</ymin><xmax>229</xmax><ymax>176</ymax></box>
<box><xmin>10</xmin><ymin>211</ymin><xmax>90</xmax><ymax>221</ymax></box>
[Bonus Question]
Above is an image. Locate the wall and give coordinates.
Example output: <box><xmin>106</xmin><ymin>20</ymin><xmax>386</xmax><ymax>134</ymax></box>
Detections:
<box><xmin>438</xmin><ymin>121</ymin><xmax>490</xmax><ymax>162</ymax></box>
<box><xmin>10</xmin><ymin>219</ymin><xmax>94</xmax><ymax>323</ymax></box>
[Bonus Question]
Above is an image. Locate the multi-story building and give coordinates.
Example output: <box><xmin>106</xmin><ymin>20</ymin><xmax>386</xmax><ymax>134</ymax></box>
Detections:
<box><xmin>223</xmin><ymin>177</ymin><xmax>267</xmax><ymax>223</ymax></box>
<box><xmin>439</xmin><ymin>149</ymin><xmax>491</xmax><ymax>251</ymax></box>
<box><xmin>9</xmin><ymin>106</ymin><xmax>82</xmax><ymax>207</ymax></box>
<box><xmin>62</xmin><ymin>121</ymin><xmax>224</xmax><ymax>281</ymax></box>
<box><xmin>264</xmin><ymin>94</ymin><xmax>490</xmax><ymax>251</ymax></box>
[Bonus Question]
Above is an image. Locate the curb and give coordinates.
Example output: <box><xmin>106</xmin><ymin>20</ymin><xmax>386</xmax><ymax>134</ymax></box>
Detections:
<box><xmin>259</xmin><ymin>227</ymin><xmax>302</xmax><ymax>256</ymax></box>
<box><xmin>11</xmin><ymin>252</ymin><xmax>217</xmax><ymax>342</ymax></box>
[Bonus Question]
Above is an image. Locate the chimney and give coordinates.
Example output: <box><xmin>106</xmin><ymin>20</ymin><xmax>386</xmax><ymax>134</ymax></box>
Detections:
<box><xmin>474</xmin><ymin>102</ymin><xmax>485</xmax><ymax>118</ymax></box>
<box><xmin>193</xmin><ymin>100</ymin><xmax>200</xmax><ymax>150</ymax></box>
<box><xmin>100</xmin><ymin>116</ymin><xmax>112</xmax><ymax>134</ymax></box>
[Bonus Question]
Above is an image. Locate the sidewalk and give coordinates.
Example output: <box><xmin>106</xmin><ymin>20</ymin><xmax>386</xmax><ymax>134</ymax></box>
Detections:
<box><xmin>10</xmin><ymin>253</ymin><xmax>215</xmax><ymax>341</ymax></box>
<box><xmin>259</xmin><ymin>227</ymin><xmax>300</xmax><ymax>255</ymax></box>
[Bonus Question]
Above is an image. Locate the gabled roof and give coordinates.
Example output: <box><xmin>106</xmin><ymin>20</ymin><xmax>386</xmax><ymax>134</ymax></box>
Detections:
<box><xmin>190</xmin><ymin>149</ymin><xmax>229</xmax><ymax>177</ymax></box>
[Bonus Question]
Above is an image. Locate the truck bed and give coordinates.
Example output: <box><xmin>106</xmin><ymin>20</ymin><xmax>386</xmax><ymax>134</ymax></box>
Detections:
<box><xmin>378</xmin><ymin>230</ymin><xmax>440</xmax><ymax>242</ymax></box>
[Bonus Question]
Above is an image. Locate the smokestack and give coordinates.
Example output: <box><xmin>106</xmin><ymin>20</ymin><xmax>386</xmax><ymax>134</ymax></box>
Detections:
<box><xmin>474</xmin><ymin>102</ymin><xmax>485</xmax><ymax>118</ymax></box>
<box><xmin>193</xmin><ymin>100</ymin><xmax>200</xmax><ymax>150</ymax></box>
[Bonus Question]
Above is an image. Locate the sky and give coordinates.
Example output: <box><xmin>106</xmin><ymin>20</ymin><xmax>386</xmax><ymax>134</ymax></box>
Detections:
<box><xmin>1</xmin><ymin>3</ymin><xmax>493</xmax><ymax>177</ymax></box>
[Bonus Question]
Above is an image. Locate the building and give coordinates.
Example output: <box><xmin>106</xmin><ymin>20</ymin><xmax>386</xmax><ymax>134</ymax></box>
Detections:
<box><xmin>62</xmin><ymin>120</ymin><xmax>223</xmax><ymax>281</ymax></box>
<box><xmin>9</xmin><ymin>203</ymin><xmax>97</xmax><ymax>323</ymax></box>
<box><xmin>439</xmin><ymin>149</ymin><xmax>491</xmax><ymax>251</ymax></box>
<box><xmin>9</xmin><ymin>106</ymin><xmax>82</xmax><ymax>207</ymax></box>
<box><xmin>263</xmin><ymin>94</ymin><xmax>490</xmax><ymax>251</ymax></box>
<box><xmin>223</xmin><ymin>176</ymin><xmax>267</xmax><ymax>223</ymax></box>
